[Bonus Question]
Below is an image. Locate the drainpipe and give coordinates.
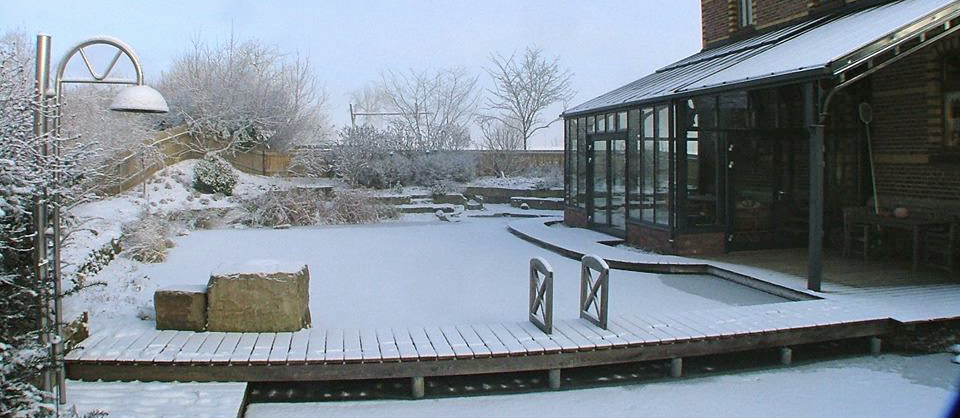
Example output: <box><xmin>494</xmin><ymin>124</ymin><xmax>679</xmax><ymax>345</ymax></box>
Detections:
<box><xmin>806</xmin><ymin>82</ymin><xmax>824</xmax><ymax>292</ymax></box>
<box><xmin>807</xmin><ymin>81</ymin><xmax>847</xmax><ymax>292</ymax></box>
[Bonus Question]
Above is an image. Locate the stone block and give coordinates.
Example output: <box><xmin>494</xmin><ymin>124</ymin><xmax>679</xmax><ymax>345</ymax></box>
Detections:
<box><xmin>155</xmin><ymin>285</ymin><xmax>208</xmax><ymax>331</ymax></box>
<box><xmin>206</xmin><ymin>260</ymin><xmax>311</xmax><ymax>332</ymax></box>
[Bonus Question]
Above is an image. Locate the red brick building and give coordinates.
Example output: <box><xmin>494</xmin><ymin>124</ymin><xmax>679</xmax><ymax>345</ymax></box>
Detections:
<box><xmin>562</xmin><ymin>0</ymin><xmax>959</xmax><ymax>286</ymax></box>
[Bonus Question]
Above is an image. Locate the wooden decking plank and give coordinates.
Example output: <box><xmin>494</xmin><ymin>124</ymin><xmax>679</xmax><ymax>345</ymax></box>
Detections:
<box><xmin>570</xmin><ymin>318</ymin><xmax>630</xmax><ymax>348</ymax></box>
<box><xmin>390</xmin><ymin>328</ymin><xmax>418</xmax><ymax>360</ymax></box>
<box><xmin>487</xmin><ymin>323</ymin><xmax>529</xmax><ymax>355</ymax></box>
<box><xmin>249</xmin><ymin>333</ymin><xmax>276</xmax><ymax>364</ymax></box>
<box><xmin>680</xmin><ymin>310</ymin><xmax>744</xmax><ymax>337</ymax></box>
<box><xmin>211</xmin><ymin>333</ymin><xmax>242</xmax><ymax>364</ymax></box>
<box><xmin>553</xmin><ymin>321</ymin><xmax>600</xmax><ymax>351</ymax></box>
<box><xmin>409</xmin><ymin>327</ymin><xmax>439</xmax><ymax>360</ymax></box>
<box><xmin>621</xmin><ymin>314</ymin><xmax>681</xmax><ymax>343</ymax></box>
<box><xmin>191</xmin><ymin>332</ymin><xmax>225</xmax><ymax>364</ymax></box>
<box><xmin>154</xmin><ymin>332</ymin><xmax>193</xmax><ymax>363</ymax></box>
<box><xmin>174</xmin><ymin>332</ymin><xmax>210</xmax><ymax>363</ymax></box>
<box><xmin>343</xmin><ymin>329</ymin><xmax>363</xmax><ymax>363</ymax></box>
<box><xmin>424</xmin><ymin>327</ymin><xmax>457</xmax><ymax>360</ymax></box>
<box><xmin>65</xmin><ymin>333</ymin><xmax>110</xmax><ymax>361</ymax></box>
<box><xmin>648</xmin><ymin>312</ymin><xmax>709</xmax><ymax>340</ymax></box>
<box><xmin>359</xmin><ymin>328</ymin><xmax>382</xmax><ymax>363</ymax></box>
<box><xmin>440</xmin><ymin>326</ymin><xmax>474</xmax><ymax>359</ymax></box>
<box><xmin>376</xmin><ymin>328</ymin><xmax>401</xmax><ymax>362</ymax></box>
<box><xmin>605</xmin><ymin>318</ymin><xmax>650</xmax><ymax>346</ymax></box>
<box><xmin>305</xmin><ymin>329</ymin><xmax>328</xmax><ymax>363</ymax></box>
<box><xmin>228</xmin><ymin>333</ymin><xmax>258</xmax><ymax>364</ymax></box>
<box><xmin>268</xmin><ymin>332</ymin><xmax>293</xmax><ymax>364</ymax></box>
<box><xmin>517</xmin><ymin>321</ymin><xmax>565</xmax><ymax>354</ymax></box>
<box><xmin>471</xmin><ymin>324</ymin><xmax>511</xmax><ymax>357</ymax></box>
<box><xmin>323</xmin><ymin>329</ymin><xmax>345</xmax><ymax>364</ymax></box>
<box><xmin>287</xmin><ymin>330</ymin><xmax>310</xmax><ymax>364</ymax></box>
<box><xmin>138</xmin><ymin>330</ymin><xmax>179</xmax><ymax>363</ymax></box>
<box><xmin>610</xmin><ymin>316</ymin><xmax>666</xmax><ymax>344</ymax></box>
<box><xmin>115</xmin><ymin>332</ymin><xmax>161</xmax><ymax>363</ymax></box>
<box><xmin>87</xmin><ymin>333</ymin><xmax>137</xmax><ymax>362</ymax></box>
<box><xmin>501</xmin><ymin>322</ymin><xmax>546</xmax><ymax>355</ymax></box>
<box><xmin>456</xmin><ymin>325</ymin><xmax>492</xmax><ymax>358</ymax></box>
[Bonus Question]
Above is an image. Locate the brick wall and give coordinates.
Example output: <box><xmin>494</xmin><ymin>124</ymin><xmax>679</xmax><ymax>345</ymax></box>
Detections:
<box><xmin>564</xmin><ymin>208</ymin><xmax>589</xmax><ymax>228</ymax></box>
<box><xmin>869</xmin><ymin>32</ymin><xmax>960</xmax><ymax>208</ymax></box>
<box><xmin>701</xmin><ymin>0</ymin><xmax>873</xmax><ymax>48</ymax></box>
<box><xmin>626</xmin><ymin>223</ymin><xmax>672</xmax><ymax>253</ymax></box>
<box><xmin>702</xmin><ymin>0</ymin><xmax>730</xmax><ymax>47</ymax></box>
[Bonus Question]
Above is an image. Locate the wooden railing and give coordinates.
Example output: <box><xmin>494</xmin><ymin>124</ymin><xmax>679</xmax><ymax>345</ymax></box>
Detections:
<box><xmin>528</xmin><ymin>257</ymin><xmax>554</xmax><ymax>334</ymax></box>
<box><xmin>579</xmin><ymin>255</ymin><xmax>610</xmax><ymax>329</ymax></box>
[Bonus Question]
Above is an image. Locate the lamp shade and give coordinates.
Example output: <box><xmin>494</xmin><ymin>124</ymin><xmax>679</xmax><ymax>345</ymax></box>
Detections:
<box><xmin>110</xmin><ymin>85</ymin><xmax>169</xmax><ymax>113</ymax></box>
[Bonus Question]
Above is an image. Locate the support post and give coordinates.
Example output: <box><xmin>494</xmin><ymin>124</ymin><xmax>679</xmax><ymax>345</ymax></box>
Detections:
<box><xmin>548</xmin><ymin>369</ymin><xmax>561</xmax><ymax>390</ymax></box>
<box><xmin>670</xmin><ymin>358</ymin><xmax>683</xmax><ymax>378</ymax></box>
<box><xmin>869</xmin><ymin>337</ymin><xmax>882</xmax><ymax>356</ymax></box>
<box><xmin>780</xmin><ymin>347</ymin><xmax>793</xmax><ymax>365</ymax></box>
<box><xmin>411</xmin><ymin>376</ymin><xmax>425</xmax><ymax>399</ymax></box>
<box><xmin>806</xmin><ymin>82</ymin><xmax>824</xmax><ymax>292</ymax></box>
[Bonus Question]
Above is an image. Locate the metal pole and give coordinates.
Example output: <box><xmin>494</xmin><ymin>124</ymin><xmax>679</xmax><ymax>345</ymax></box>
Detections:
<box><xmin>33</xmin><ymin>32</ymin><xmax>53</xmax><ymax>401</ymax></box>
<box><xmin>805</xmin><ymin>82</ymin><xmax>823</xmax><ymax>292</ymax></box>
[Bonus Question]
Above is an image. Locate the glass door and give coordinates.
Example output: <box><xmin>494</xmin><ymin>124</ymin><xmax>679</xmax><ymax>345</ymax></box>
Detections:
<box><xmin>588</xmin><ymin>134</ymin><xmax>628</xmax><ymax>235</ymax></box>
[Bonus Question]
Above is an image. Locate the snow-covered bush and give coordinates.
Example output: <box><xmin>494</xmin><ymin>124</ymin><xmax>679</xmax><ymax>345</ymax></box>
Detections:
<box><xmin>528</xmin><ymin>164</ymin><xmax>563</xmax><ymax>190</ymax></box>
<box><xmin>245</xmin><ymin>189</ymin><xmax>323</xmax><ymax>227</ymax></box>
<box><xmin>193</xmin><ymin>154</ymin><xmax>238</xmax><ymax>195</ymax></box>
<box><xmin>121</xmin><ymin>217</ymin><xmax>173</xmax><ymax>263</ymax></box>
<box><xmin>320</xmin><ymin>189</ymin><xmax>398</xmax><ymax>225</ymax></box>
<box><xmin>411</xmin><ymin>152</ymin><xmax>476</xmax><ymax>185</ymax></box>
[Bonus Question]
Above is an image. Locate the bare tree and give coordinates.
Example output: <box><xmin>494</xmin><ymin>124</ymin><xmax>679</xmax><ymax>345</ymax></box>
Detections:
<box><xmin>376</xmin><ymin>68</ymin><xmax>479</xmax><ymax>151</ymax></box>
<box><xmin>485</xmin><ymin>47</ymin><xmax>574</xmax><ymax>150</ymax></box>
<box><xmin>159</xmin><ymin>34</ymin><xmax>329</xmax><ymax>153</ymax></box>
<box><xmin>477</xmin><ymin>116</ymin><xmax>523</xmax><ymax>151</ymax></box>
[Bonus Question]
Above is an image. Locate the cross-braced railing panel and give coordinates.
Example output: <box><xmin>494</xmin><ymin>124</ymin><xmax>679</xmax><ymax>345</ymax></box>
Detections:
<box><xmin>529</xmin><ymin>257</ymin><xmax>554</xmax><ymax>334</ymax></box>
<box><xmin>579</xmin><ymin>254</ymin><xmax>610</xmax><ymax>329</ymax></box>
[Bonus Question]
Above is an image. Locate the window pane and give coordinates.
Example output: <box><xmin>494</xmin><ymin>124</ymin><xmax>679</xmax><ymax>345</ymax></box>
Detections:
<box><xmin>719</xmin><ymin>92</ymin><xmax>750</xmax><ymax>129</ymax></box>
<box><xmin>655</xmin><ymin>138</ymin><xmax>670</xmax><ymax>225</ymax></box>
<box><xmin>587</xmin><ymin>116</ymin><xmax>595</xmax><ymax>133</ymax></box>
<box><xmin>685</xmin><ymin>132</ymin><xmax>719</xmax><ymax>226</ymax></box>
<box><xmin>611</xmin><ymin>139</ymin><xmax>626</xmax><ymax>229</ymax></box>
<box><xmin>642</xmin><ymin>139</ymin><xmax>655</xmax><ymax>222</ymax></box>
<box><xmin>657</xmin><ymin>106</ymin><xmax>669</xmax><ymax>138</ymax></box>
<box><xmin>567</xmin><ymin>119</ymin><xmax>578</xmax><ymax>205</ymax></box>
<box><xmin>628</xmin><ymin>128</ymin><xmax>642</xmax><ymax>219</ymax></box>
<box><xmin>617</xmin><ymin>111</ymin><xmax>628</xmax><ymax>131</ymax></box>
<box><xmin>577</xmin><ymin>118</ymin><xmax>587</xmax><ymax>208</ymax></box>
<box><xmin>607</xmin><ymin>114</ymin><xmax>616</xmax><ymax>132</ymax></box>
<box><xmin>643</xmin><ymin>108</ymin><xmax>654</xmax><ymax>138</ymax></box>
<box><xmin>597</xmin><ymin>115</ymin><xmax>606</xmax><ymax>132</ymax></box>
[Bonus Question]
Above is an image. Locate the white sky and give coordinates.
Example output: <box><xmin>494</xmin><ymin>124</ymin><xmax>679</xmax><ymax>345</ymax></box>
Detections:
<box><xmin>0</xmin><ymin>1</ymin><xmax>702</xmax><ymax>149</ymax></box>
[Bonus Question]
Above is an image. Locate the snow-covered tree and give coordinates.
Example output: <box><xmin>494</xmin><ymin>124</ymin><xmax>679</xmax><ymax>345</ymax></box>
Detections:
<box><xmin>159</xmin><ymin>35</ymin><xmax>330</xmax><ymax>152</ymax></box>
<box><xmin>485</xmin><ymin>47</ymin><xmax>574</xmax><ymax>150</ymax></box>
<box><xmin>0</xmin><ymin>30</ymin><xmax>56</xmax><ymax>417</ymax></box>
<box><xmin>361</xmin><ymin>68</ymin><xmax>478</xmax><ymax>151</ymax></box>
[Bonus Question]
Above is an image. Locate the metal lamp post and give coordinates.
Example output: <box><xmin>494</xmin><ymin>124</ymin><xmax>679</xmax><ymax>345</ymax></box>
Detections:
<box><xmin>33</xmin><ymin>33</ymin><xmax>168</xmax><ymax>407</ymax></box>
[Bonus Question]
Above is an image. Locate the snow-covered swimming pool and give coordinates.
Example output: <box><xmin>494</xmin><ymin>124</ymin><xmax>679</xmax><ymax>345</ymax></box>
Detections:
<box><xmin>137</xmin><ymin>217</ymin><xmax>788</xmax><ymax>329</ymax></box>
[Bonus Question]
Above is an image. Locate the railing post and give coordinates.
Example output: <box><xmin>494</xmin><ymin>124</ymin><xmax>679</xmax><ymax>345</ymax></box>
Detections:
<box><xmin>579</xmin><ymin>254</ymin><xmax>610</xmax><ymax>329</ymax></box>
<box><xmin>529</xmin><ymin>257</ymin><xmax>554</xmax><ymax>334</ymax></box>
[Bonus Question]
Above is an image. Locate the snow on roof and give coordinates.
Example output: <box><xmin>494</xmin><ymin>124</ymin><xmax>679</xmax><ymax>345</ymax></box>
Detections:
<box><xmin>565</xmin><ymin>0</ymin><xmax>958</xmax><ymax>116</ymax></box>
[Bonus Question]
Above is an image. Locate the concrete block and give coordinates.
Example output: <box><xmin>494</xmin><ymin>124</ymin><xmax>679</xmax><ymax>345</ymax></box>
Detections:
<box><xmin>155</xmin><ymin>285</ymin><xmax>208</xmax><ymax>331</ymax></box>
<box><xmin>206</xmin><ymin>260</ymin><xmax>311</xmax><ymax>332</ymax></box>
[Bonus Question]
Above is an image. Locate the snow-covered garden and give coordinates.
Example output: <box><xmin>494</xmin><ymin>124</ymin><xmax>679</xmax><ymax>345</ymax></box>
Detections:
<box><xmin>58</xmin><ymin>161</ymin><xmax>960</xmax><ymax>418</ymax></box>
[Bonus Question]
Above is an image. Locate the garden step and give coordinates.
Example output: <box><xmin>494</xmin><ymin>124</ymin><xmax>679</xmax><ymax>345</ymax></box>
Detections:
<box><xmin>397</xmin><ymin>204</ymin><xmax>457</xmax><ymax>214</ymax></box>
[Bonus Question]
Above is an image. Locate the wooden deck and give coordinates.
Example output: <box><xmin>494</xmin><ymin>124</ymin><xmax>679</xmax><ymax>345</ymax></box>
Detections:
<box><xmin>67</xmin><ymin>298</ymin><xmax>909</xmax><ymax>383</ymax></box>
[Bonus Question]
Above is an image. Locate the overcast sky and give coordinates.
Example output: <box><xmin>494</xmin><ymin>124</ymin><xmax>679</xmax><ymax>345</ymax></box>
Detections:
<box><xmin>1</xmin><ymin>1</ymin><xmax>702</xmax><ymax>149</ymax></box>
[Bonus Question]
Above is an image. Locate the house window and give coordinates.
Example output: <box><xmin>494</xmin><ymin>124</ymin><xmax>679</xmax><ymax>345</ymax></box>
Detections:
<box><xmin>617</xmin><ymin>111</ymin><xmax>628</xmax><ymax>131</ymax></box>
<box><xmin>597</xmin><ymin>114</ymin><xmax>606</xmax><ymax>132</ymax></box>
<box><xmin>739</xmin><ymin>0</ymin><xmax>754</xmax><ymax>27</ymax></box>
<box><xmin>944</xmin><ymin>53</ymin><xmax>960</xmax><ymax>148</ymax></box>
<box><xmin>566</xmin><ymin>118</ymin><xmax>578</xmax><ymax>206</ymax></box>
<box><xmin>587</xmin><ymin>116</ymin><xmax>596</xmax><ymax>134</ymax></box>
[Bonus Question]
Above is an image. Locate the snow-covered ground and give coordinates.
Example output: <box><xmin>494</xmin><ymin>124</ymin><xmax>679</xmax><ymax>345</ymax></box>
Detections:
<box><xmin>61</xmin><ymin>161</ymin><xmax>960</xmax><ymax>418</ymax></box>
<box><xmin>246</xmin><ymin>354</ymin><xmax>960</xmax><ymax>418</ymax></box>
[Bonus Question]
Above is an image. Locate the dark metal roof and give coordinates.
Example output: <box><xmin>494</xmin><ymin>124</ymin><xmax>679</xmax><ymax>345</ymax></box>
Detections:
<box><xmin>564</xmin><ymin>0</ymin><xmax>960</xmax><ymax>117</ymax></box>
